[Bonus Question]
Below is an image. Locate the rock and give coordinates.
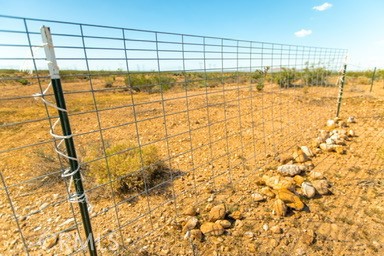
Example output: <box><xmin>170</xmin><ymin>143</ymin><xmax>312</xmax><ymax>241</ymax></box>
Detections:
<box><xmin>301</xmin><ymin>182</ymin><xmax>316</xmax><ymax>198</ymax></box>
<box><xmin>263</xmin><ymin>175</ymin><xmax>295</xmax><ymax>191</ymax></box>
<box><xmin>300</xmin><ymin>146</ymin><xmax>314</xmax><ymax>158</ymax></box>
<box><xmin>39</xmin><ymin>203</ymin><xmax>49</xmax><ymax>211</ymax></box>
<box><xmin>313</xmin><ymin>137</ymin><xmax>324</xmax><ymax>148</ymax></box>
<box><xmin>308</xmin><ymin>171</ymin><xmax>324</xmax><ymax>180</ymax></box>
<box><xmin>260</xmin><ymin>187</ymin><xmax>275</xmax><ymax>198</ymax></box>
<box><xmin>338</xmin><ymin>121</ymin><xmax>347</xmax><ymax>128</ymax></box>
<box><xmin>229</xmin><ymin>211</ymin><xmax>242</xmax><ymax>220</ymax></box>
<box><xmin>189</xmin><ymin>229</ymin><xmax>203</xmax><ymax>241</ymax></box>
<box><xmin>292</xmin><ymin>146</ymin><xmax>309</xmax><ymax>163</ymax></box>
<box><xmin>326</xmin><ymin>119</ymin><xmax>335</xmax><ymax>127</ymax></box>
<box><xmin>348</xmin><ymin>130</ymin><xmax>356</xmax><ymax>137</ymax></box>
<box><xmin>182</xmin><ymin>217</ymin><xmax>199</xmax><ymax>233</ymax></box>
<box><xmin>208</xmin><ymin>204</ymin><xmax>226</xmax><ymax>222</ymax></box>
<box><xmin>216</xmin><ymin>219</ymin><xmax>231</xmax><ymax>229</ymax></box>
<box><xmin>325</xmin><ymin>138</ymin><xmax>335</xmax><ymax>145</ymax></box>
<box><xmin>276</xmin><ymin>188</ymin><xmax>305</xmax><ymax>211</ymax></box>
<box><xmin>251</xmin><ymin>193</ymin><xmax>265</xmax><ymax>202</ymax></box>
<box><xmin>200</xmin><ymin>222</ymin><xmax>224</xmax><ymax>236</ymax></box>
<box><xmin>207</xmin><ymin>194</ymin><xmax>215</xmax><ymax>202</ymax></box>
<box><xmin>334</xmin><ymin>145</ymin><xmax>345</xmax><ymax>154</ymax></box>
<box><xmin>277</xmin><ymin>164</ymin><xmax>306</xmax><ymax>177</ymax></box>
<box><xmin>293</xmin><ymin>175</ymin><xmax>305</xmax><ymax>186</ymax></box>
<box><xmin>320</xmin><ymin>143</ymin><xmax>334</xmax><ymax>152</ymax></box>
<box><xmin>273</xmin><ymin>199</ymin><xmax>287</xmax><ymax>217</ymax></box>
<box><xmin>279</xmin><ymin>153</ymin><xmax>294</xmax><ymax>164</ymax></box>
<box><xmin>318</xmin><ymin>130</ymin><xmax>330</xmax><ymax>140</ymax></box>
<box><xmin>244</xmin><ymin>231</ymin><xmax>254</xmax><ymax>238</ymax></box>
<box><xmin>301</xmin><ymin>229</ymin><xmax>315</xmax><ymax>245</ymax></box>
<box><xmin>205</xmin><ymin>203</ymin><xmax>214</xmax><ymax>212</ymax></box>
<box><xmin>262</xmin><ymin>223</ymin><xmax>269</xmax><ymax>231</ymax></box>
<box><xmin>271</xmin><ymin>225</ymin><xmax>283</xmax><ymax>234</ymax></box>
<box><xmin>183</xmin><ymin>205</ymin><xmax>197</xmax><ymax>216</ymax></box>
<box><xmin>347</xmin><ymin>116</ymin><xmax>356</xmax><ymax>123</ymax></box>
<box><xmin>312</xmin><ymin>179</ymin><xmax>330</xmax><ymax>195</ymax></box>
<box><xmin>43</xmin><ymin>235</ymin><xmax>58</xmax><ymax>250</ymax></box>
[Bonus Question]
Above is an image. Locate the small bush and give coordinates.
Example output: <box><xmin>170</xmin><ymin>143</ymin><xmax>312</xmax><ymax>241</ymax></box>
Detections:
<box><xmin>275</xmin><ymin>68</ymin><xmax>297</xmax><ymax>88</ymax></box>
<box><xmin>18</xmin><ymin>78</ymin><xmax>29</xmax><ymax>85</ymax></box>
<box><xmin>124</xmin><ymin>73</ymin><xmax>176</xmax><ymax>93</ymax></box>
<box><xmin>90</xmin><ymin>144</ymin><xmax>168</xmax><ymax>194</ymax></box>
<box><xmin>104</xmin><ymin>76</ymin><xmax>115</xmax><ymax>88</ymax></box>
<box><xmin>303</xmin><ymin>64</ymin><xmax>331</xmax><ymax>86</ymax></box>
<box><xmin>251</xmin><ymin>67</ymin><xmax>269</xmax><ymax>91</ymax></box>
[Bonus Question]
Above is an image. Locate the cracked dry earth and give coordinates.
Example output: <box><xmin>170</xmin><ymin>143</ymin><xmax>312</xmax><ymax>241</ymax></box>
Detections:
<box><xmin>1</xmin><ymin>80</ymin><xmax>384</xmax><ymax>256</ymax></box>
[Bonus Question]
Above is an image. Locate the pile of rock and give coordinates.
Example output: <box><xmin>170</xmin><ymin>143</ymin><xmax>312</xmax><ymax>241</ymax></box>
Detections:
<box><xmin>314</xmin><ymin>116</ymin><xmax>357</xmax><ymax>154</ymax></box>
<box><xmin>181</xmin><ymin>203</ymin><xmax>243</xmax><ymax>240</ymax></box>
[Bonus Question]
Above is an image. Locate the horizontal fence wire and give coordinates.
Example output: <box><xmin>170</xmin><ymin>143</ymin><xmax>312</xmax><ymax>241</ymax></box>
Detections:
<box><xmin>0</xmin><ymin>15</ymin><xmax>350</xmax><ymax>255</ymax></box>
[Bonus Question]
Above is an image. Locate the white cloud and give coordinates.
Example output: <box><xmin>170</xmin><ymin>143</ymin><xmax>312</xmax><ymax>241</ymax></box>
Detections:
<box><xmin>313</xmin><ymin>2</ymin><xmax>333</xmax><ymax>11</ymax></box>
<box><xmin>294</xmin><ymin>29</ymin><xmax>312</xmax><ymax>37</ymax></box>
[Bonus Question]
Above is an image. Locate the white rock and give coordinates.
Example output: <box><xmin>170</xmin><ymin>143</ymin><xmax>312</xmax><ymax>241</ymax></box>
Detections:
<box><xmin>244</xmin><ymin>231</ymin><xmax>254</xmax><ymax>238</ymax></box>
<box><xmin>348</xmin><ymin>130</ymin><xmax>356</xmax><ymax>137</ymax></box>
<box><xmin>251</xmin><ymin>193</ymin><xmax>265</xmax><ymax>202</ymax></box>
<box><xmin>263</xmin><ymin>223</ymin><xmax>269</xmax><ymax>231</ymax></box>
<box><xmin>39</xmin><ymin>203</ymin><xmax>49</xmax><ymax>211</ymax></box>
<box><xmin>347</xmin><ymin>116</ymin><xmax>356</xmax><ymax>123</ymax></box>
<box><xmin>277</xmin><ymin>164</ymin><xmax>306</xmax><ymax>176</ymax></box>
<box><xmin>301</xmin><ymin>182</ymin><xmax>316</xmax><ymax>198</ymax></box>
<box><xmin>325</xmin><ymin>138</ymin><xmax>335</xmax><ymax>145</ymax></box>
<box><xmin>326</xmin><ymin>119</ymin><xmax>335</xmax><ymax>127</ymax></box>
<box><xmin>300</xmin><ymin>146</ymin><xmax>314</xmax><ymax>158</ymax></box>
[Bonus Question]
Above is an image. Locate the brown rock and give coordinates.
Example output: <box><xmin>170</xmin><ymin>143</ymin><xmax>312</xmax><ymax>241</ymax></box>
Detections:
<box><xmin>292</xmin><ymin>146</ymin><xmax>309</xmax><ymax>163</ymax></box>
<box><xmin>183</xmin><ymin>205</ymin><xmax>197</xmax><ymax>216</ymax></box>
<box><xmin>182</xmin><ymin>217</ymin><xmax>199</xmax><ymax>233</ymax></box>
<box><xmin>260</xmin><ymin>187</ymin><xmax>276</xmax><ymax>198</ymax></box>
<box><xmin>301</xmin><ymin>182</ymin><xmax>316</xmax><ymax>198</ymax></box>
<box><xmin>273</xmin><ymin>199</ymin><xmax>287</xmax><ymax>217</ymax></box>
<box><xmin>308</xmin><ymin>171</ymin><xmax>324</xmax><ymax>180</ymax></box>
<box><xmin>302</xmin><ymin>229</ymin><xmax>315</xmax><ymax>245</ymax></box>
<box><xmin>293</xmin><ymin>175</ymin><xmax>305</xmax><ymax>186</ymax></box>
<box><xmin>312</xmin><ymin>180</ymin><xmax>330</xmax><ymax>195</ymax></box>
<box><xmin>208</xmin><ymin>204</ymin><xmax>226</xmax><ymax>221</ymax></box>
<box><xmin>276</xmin><ymin>188</ymin><xmax>305</xmax><ymax>211</ymax></box>
<box><xmin>334</xmin><ymin>145</ymin><xmax>345</xmax><ymax>154</ymax></box>
<box><xmin>200</xmin><ymin>222</ymin><xmax>224</xmax><ymax>236</ymax></box>
<box><xmin>229</xmin><ymin>210</ymin><xmax>242</xmax><ymax>220</ymax></box>
<box><xmin>251</xmin><ymin>193</ymin><xmax>265</xmax><ymax>202</ymax></box>
<box><xmin>216</xmin><ymin>219</ymin><xmax>231</xmax><ymax>229</ymax></box>
<box><xmin>43</xmin><ymin>235</ymin><xmax>58</xmax><ymax>250</ymax></box>
<box><xmin>190</xmin><ymin>229</ymin><xmax>203</xmax><ymax>241</ymax></box>
<box><xmin>271</xmin><ymin>225</ymin><xmax>283</xmax><ymax>234</ymax></box>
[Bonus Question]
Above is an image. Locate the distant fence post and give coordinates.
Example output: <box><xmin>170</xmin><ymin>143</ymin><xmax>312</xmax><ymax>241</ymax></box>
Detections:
<box><xmin>336</xmin><ymin>63</ymin><xmax>347</xmax><ymax>118</ymax></box>
<box><xmin>370</xmin><ymin>67</ymin><xmax>376</xmax><ymax>92</ymax></box>
<box><xmin>41</xmin><ymin>26</ymin><xmax>97</xmax><ymax>256</ymax></box>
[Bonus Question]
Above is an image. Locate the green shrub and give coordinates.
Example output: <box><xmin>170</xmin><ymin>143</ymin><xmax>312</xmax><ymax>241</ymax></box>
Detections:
<box><xmin>303</xmin><ymin>64</ymin><xmax>331</xmax><ymax>86</ymax></box>
<box><xmin>18</xmin><ymin>78</ymin><xmax>29</xmax><ymax>85</ymax></box>
<box><xmin>275</xmin><ymin>68</ymin><xmax>297</xmax><ymax>88</ymax></box>
<box><xmin>124</xmin><ymin>73</ymin><xmax>176</xmax><ymax>93</ymax></box>
<box><xmin>251</xmin><ymin>67</ymin><xmax>269</xmax><ymax>91</ymax></box>
<box><xmin>90</xmin><ymin>144</ymin><xmax>167</xmax><ymax>193</ymax></box>
<box><xmin>104</xmin><ymin>76</ymin><xmax>115</xmax><ymax>88</ymax></box>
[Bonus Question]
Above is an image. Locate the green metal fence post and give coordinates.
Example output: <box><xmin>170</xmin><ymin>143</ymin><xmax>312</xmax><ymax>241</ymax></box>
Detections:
<box><xmin>41</xmin><ymin>26</ymin><xmax>97</xmax><ymax>256</ymax></box>
<box><xmin>336</xmin><ymin>63</ymin><xmax>347</xmax><ymax>118</ymax></box>
<box><xmin>370</xmin><ymin>67</ymin><xmax>376</xmax><ymax>92</ymax></box>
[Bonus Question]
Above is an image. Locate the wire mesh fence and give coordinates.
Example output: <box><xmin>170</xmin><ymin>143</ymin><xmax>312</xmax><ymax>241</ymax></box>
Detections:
<box><xmin>0</xmin><ymin>15</ymin><xmax>353</xmax><ymax>255</ymax></box>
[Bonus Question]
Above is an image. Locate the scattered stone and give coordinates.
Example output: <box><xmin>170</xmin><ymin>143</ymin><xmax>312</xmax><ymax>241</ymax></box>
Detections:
<box><xmin>292</xmin><ymin>146</ymin><xmax>309</xmax><ymax>163</ymax></box>
<box><xmin>182</xmin><ymin>217</ymin><xmax>199</xmax><ymax>233</ymax></box>
<box><xmin>325</xmin><ymin>137</ymin><xmax>335</xmax><ymax>145</ymax></box>
<box><xmin>347</xmin><ymin>116</ymin><xmax>356</xmax><ymax>123</ymax></box>
<box><xmin>300</xmin><ymin>146</ymin><xmax>314</xmax><ymax>158</ymax></box>
<box><xmin>189</xmin><ymin>229</ymin><xmax>203</xmax><ymax>241</ymax></box>
<box><xmin>273</xmin><ymin>199</ymin><xmax>287</xmax><ymax>217</ymax></box>
<box><xmin>293</xmin><ymin>175</ymin><xmax>305</xmax><ymax>186</ymax></box>
<box><xmin>39</xmin><ymin>203</ymin><xmax>49</xmax><ymax>211</ymax></box>
<box><xmin>43</xmin><ymin>235</ymin><xmax>58</xmax><ymax>250</ymax></box>
<box><xmin>348</xmin><ymin>130</ymin><xmax>356</xmax><ymax>137</ymax></box>
<box><xmin>326</xmin><ymin>119</ymin><xmax>335</xmax><ymax>127</ymax></box>
<box><xmin>216</xmin><ymin>219</ymin><xmax>231</xmax><ymax>229</ymax></box>
<box><xmin>301</xmin><ymin>182</ymin><xmax>316</xmax><ymax>198</ymax></box>
<box><xmin>276</xmin><ymin>188</ymin><xmax>305</xmax><ymax>210</ymax></box>
<box><xmin>301</xmin><ymin>229</ymin><xmax>315</xmax><ymax>245</ymax></box>
<box><xmin>251</xmin><ymin>193</ymin><xmax>265</xmax><ymax>202</ymax></box>
<box><xmin>318</xmin><ymin>130</ymin><xmax>330</xmax><ymax>140</ymax></box>
<box><xmin>205</xmin><ymin>203</ymin><xmax>214</xmax><ymax>212</ymax></box>
<box><xmin>277</xmin><ymin>164</ymin><xmax>306</xmax><ymax>177</ymax></box>
<box><xmin>200</xmin><ymin>222</ymin><xmax>224</xmax><ymax>236</ymax></box>
<box><xmin>229</xmin><ymin>211</ymin><xmax>242</xmax><ymax>220</ymax></box>
<box><xmin>308</xmin><ymin>171</ymin><xmax>324</xmax><ymax>180</ymax></box>
<box><xmin>262</xmin><ymin>223</ymin><xmax>269</xmax><ymax>231</ymax></box>
<box><xmin>208</xmin><ymin>204</ymin><xmax>226</xmax><ymax>222</ymax></box>
<box><xmin>271</xmin><ymin>225</ymin><xmax>283</xmax><ymax>234</ymax></box>
<box><xmin>207</xmin><ymin>194</ymin><xmax>215</xmax><ymax>202</ymax></box>
<box><xmin>244</xmin><ymin>231</ymin><xmax>254</xmax><ymax>238</ymax></box>
<box><xmin>279</xmin><ymin>153</ymin><xmax>294</xmax><ymax>164</ymax></box>
<box><xmin>320</xmin><ymin>143</ymin><xmax>334</xmax><ymax>152</ymax></box>
<box><xmin>260</xmin><ymin>187</ymin><xmax>275</xmax><ymax>198</ymax></box>
<box><xmin>334</xmin><ymin>145</ymin><xmax>345</xmax><ymax>154</ymax></box>
<box><xmin>312</xmin><ymin>179</ymin><xmax>330</xmax><ymax>195</ymax></box>
<box><xmin>183</xmin><ymin>205</ymin><xmax>197</xmax><ymax>216</ymax></box>
<box><xmin>263</xmin><ymin>175</ymin><xmax>295</xmax><ymax>191</ymax></box>
<box><xmin>338</xmin><ymin>121</ymin><xmax>347</xmax><ymax>128</ymax></box>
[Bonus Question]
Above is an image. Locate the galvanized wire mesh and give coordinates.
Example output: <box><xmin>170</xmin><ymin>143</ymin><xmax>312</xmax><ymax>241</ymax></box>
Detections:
<box><xmin>0</xmin><ymin>15</ymin><xmax>348</xmax><ymax>255</ymax></box>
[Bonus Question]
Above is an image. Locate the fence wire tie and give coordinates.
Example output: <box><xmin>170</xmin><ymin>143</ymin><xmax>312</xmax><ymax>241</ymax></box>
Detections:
<box><xmin>67</xmin><ymin>176</ymin><xmax>93</xmax><ymax>212</ymax></box>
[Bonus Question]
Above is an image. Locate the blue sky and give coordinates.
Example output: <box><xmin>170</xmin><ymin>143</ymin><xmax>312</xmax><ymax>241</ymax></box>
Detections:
<box><xmin>0</xmin><ymin>0</ymin><xmax>383</xmax><ymax>70</ymax></box>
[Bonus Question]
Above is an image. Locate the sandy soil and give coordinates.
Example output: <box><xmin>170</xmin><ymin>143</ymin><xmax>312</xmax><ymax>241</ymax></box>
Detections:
<box><xmin>0</xmin><ymin>78</ymin><xmax>383</xmax><ymax>255</ymax></box>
